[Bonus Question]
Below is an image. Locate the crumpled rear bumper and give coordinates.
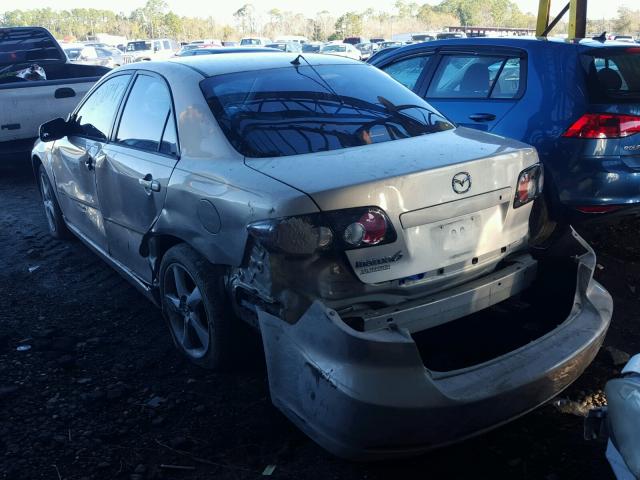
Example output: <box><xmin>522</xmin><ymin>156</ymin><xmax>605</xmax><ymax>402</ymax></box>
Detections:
<box><xmin>258</xmin><ymin>229</ymin><xmax>612</xmax><ymax>460</ymax></box>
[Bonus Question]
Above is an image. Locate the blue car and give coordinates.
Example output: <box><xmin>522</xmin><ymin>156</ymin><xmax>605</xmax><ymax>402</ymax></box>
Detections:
<box><xmin>369</xmin><ymin>38</ymin><xmax>640</xmax><ymax>221</ymax></box>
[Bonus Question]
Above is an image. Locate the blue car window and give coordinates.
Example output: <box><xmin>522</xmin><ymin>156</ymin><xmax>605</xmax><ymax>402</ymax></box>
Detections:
<box><xmin>491</xmin><ymin>58</ymin><xmax>521</xmax><ymax>99</ymax></box>
<box><xmin>382</xmin><ymin>55</ymin><xmax>432</xmax><ymax>90</ymax></box>
<box><xmin>428</xmin><ymin>55</ymin><xmax>520</xmax><ymax>99</ymax></box>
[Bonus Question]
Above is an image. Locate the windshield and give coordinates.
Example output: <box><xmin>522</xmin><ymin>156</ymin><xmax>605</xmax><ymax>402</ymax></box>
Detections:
<box><xmin>64</xmin><ymin>48</ymin><xmax>82</xmax><ymax>60</ymax></box>
<box><xmin>126</xmin><ymin>42</ymin><xmax>151</xmax><ymax>52</ymax></box>
<box><xmin>241</xmin><ymin>39</ymin><xmax>260</xmax><ymax>45</ymax></box>
<box><xmin>201</xmin><ymin>63</ymin><xmax>453</xmax><ymax>158</ymax></box>
<box><xmin>583</xmin><ymin>48</ymin><xmax>640</xmax><ymax>103</ymax></box>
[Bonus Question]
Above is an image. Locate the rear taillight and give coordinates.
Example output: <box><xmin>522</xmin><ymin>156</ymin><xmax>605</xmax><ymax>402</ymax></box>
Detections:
<box><xmin>575</xmin><ymin>205</ymin><xmax>624</xmax><ymax>214</ymax></box>
<box><xmin>247</xmin><ymin>207</ymin><xmax>397</xmax><ymax>255</ymax></box>
<box><xmin>514</xmin><ymin>164</ymin><xmax>543</xmax><ymax>209</ymax></box>
<box><xmin>562</xmin><ymin>113</ymin><xmax>640</xmax><ymax>139</ymax></box>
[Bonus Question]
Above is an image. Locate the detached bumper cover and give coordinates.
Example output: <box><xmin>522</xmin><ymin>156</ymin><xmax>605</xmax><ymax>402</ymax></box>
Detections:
<box><xmin>258</xmin><ymin>230</ymin><xmax>613</xmax><ymax>460</ymax></box>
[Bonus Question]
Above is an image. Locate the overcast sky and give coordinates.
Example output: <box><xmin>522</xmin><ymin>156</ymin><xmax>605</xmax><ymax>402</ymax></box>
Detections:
<box><xmin>2</xmin><ymin>0</ymin><xmax>633</xmax><ymax>24</ymax></box>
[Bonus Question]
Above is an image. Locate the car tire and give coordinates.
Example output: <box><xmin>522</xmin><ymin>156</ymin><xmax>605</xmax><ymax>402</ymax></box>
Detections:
<box><xmin>529</xmin><ymin>192</ymin><xmax>558</xmax><ymax>247</ymax></box>
<box><xmin>38</xmin><ymin>164</ymin><xmax>70</xmax><ymax>239</ymax></box>
<box><xmin>159</xmin><ymin>244</ymin><xmax>232</xmax><ymax>370</ymax></box>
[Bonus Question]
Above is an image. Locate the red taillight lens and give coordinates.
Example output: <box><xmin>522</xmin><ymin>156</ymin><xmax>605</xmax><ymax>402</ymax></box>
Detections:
<box><xmin>344</xmin><ymin>209</ymin><xmax>388</xmax><ymax>247</ymax></box>
<box><xmin>575</xmin><ymin>205</ymin><xmax>624</xmax><ymax>214</ymax></box>
<box><xmin>514</xmin><ymin>164</ymin><xmax>544</xmax><ymax>208</ymax></box>
<box><xmin>562</xmin><ymin>113</ymin><xmax>640</xmax><ymax>139</ymax></box>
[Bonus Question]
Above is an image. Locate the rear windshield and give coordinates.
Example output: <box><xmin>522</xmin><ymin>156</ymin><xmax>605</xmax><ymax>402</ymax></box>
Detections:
<box><xmin>583</xmin><ymin>48</ymin><xmax>640</xmax><ymax>103</ymax></box>
<box><xmin>201</xmin><ymin>63</ymin><xmax>453</xmax><ymax>158</ymax></box>
<box><xmin>0</xmin><ymin>27</ymin><xmax>64</xmax><ymax>66</ymax></box>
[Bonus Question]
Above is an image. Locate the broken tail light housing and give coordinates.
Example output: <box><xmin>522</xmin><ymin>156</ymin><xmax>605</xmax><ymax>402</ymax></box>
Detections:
<box><xmin>247</xmin><ymin>207</ymin><xmax>397</xmax><ymax>256</ymax></box>
<box><xmin>562</xmin><ymin>113</ymin><xmax>640</xmax><ymax>139</ymax></box>
<box><xmin>514</xmin><ymin>164</ymin><xmax>543</xmax><ymax>209</ymax></box>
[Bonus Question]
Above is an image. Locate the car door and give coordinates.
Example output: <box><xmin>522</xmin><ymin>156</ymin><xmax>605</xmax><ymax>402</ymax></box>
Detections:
<box><xmin>97</xmin><ymin>72</ymin><xmax>179</xmax><ymax>283</ymax></box>
<box><xmin>51</xmin><ymin>72</ymin><xmax>132</xmax><ymax>252</ymax></box>
<box><xmin>423</xmin><ymin>49</ymin><xmax>526</xmax><ymax>131</ymax></box>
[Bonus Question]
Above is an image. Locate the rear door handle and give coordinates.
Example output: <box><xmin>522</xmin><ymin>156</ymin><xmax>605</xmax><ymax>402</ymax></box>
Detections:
<box><xmin>468</xmin><ymin>113</ymin><xmax>496</xmax><ymax>122</ymax></box>
<box><xmin>84</xmin><ymin>156</ymin><xmax>94</xmax><ymax>170</ymax></box>
<box><xmin>139</xmin><ymin>174</ymin><xmax>160</xmax><ymax>193</ymax></box>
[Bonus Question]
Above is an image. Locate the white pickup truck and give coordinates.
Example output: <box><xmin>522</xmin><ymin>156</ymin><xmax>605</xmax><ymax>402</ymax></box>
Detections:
<box><xmin>0</xmin><ymin>26</ymin><xmax>110</xmax><ymax>154</ymax></box>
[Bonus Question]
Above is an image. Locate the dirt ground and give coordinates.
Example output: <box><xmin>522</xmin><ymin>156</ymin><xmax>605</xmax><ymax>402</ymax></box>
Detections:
<box><xmin>1</xmin><ymin>155</ymin><xmax>639</xmax><ymax>480</ymax></box>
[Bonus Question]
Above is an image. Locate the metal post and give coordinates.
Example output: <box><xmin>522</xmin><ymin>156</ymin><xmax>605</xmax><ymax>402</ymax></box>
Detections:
<box><xmin>536</xmin><ymin>0</ymin><xmax>552</xmax><ymax>37</ymax></box>
<box><xmin>568</xmin><ymin>0</ymin><xmax>588</xmax><ymax>39</ymax></box>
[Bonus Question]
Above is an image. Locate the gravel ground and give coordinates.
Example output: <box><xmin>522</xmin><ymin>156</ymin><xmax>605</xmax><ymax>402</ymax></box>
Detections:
<box><xmin>1</xmin><ymin>155</ymin><xmax>639</xmax><ymax>480</ymax></box>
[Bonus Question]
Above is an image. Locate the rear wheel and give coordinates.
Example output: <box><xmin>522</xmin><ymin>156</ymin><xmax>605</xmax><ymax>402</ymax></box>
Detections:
<box><xmin>159</xmin><ymin>244</ymin><xmax>232</xmax><ymax>369</ymax></box>
<box><xmin>38</xmin><ymin>164</ymin><xmax>70</xmax><ymax>239</ymax></box>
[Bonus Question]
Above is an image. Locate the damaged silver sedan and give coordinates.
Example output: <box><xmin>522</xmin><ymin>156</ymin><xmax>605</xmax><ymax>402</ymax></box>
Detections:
<box><xmin>32</xmin><ymin>53</ymin><xmax>613</xmax><ymax>459</ymax></box>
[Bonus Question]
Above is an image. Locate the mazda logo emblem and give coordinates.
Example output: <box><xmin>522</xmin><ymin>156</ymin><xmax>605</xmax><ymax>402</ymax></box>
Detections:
<box><xmin>452</xmin><ymin>172</ymin><xmax>471</xmax><ymax>194</ymax></box>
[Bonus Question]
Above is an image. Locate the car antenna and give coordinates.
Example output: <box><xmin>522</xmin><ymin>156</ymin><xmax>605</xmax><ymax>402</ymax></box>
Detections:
<box><xmin>290</xmin><ymin>54</ymin><xmax>344</xmax><ymax>107</ymax></box>
<box><xmin>592</xmin><ymin>31</ymin><xmax>607</xmax><ymax>42</ymax></box>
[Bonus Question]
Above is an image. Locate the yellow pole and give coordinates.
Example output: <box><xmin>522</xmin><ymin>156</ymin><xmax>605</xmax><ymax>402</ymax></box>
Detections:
<box><xmin>536</xmin><ymin>0</ymin><xmax>552</xmax><ymax>36</ymax></box>
<box><xmin>568</xmin><ymin>0</ymin><xmax>587</xmax><ymax>39</ymax></box>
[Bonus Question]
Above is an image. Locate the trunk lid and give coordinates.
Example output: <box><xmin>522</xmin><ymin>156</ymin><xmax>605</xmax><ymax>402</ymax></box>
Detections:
<box><xmin>247</xmin><ymin>127</ymin><xmax>538</xmax><ymax>284</ymax></box>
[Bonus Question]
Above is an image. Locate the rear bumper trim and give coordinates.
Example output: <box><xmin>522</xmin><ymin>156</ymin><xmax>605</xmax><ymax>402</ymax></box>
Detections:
<box><xmin>359</xmin><ymin>253</ymin><xmax>537</xmax><ymax>333</ymax></box>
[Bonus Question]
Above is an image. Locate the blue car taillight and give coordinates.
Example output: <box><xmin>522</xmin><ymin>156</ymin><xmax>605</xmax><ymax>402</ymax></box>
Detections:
<box><xmin>247</xmin><ymin>207</ymin><xmax>397</xmax><ymax>256</ymax></box>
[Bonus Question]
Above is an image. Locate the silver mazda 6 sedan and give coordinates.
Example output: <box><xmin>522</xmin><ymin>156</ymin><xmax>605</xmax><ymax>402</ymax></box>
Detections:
<box><xmin>32</xmin><ymin>53</ymin><xmax>612</xmax><ymax>459</ymax></box>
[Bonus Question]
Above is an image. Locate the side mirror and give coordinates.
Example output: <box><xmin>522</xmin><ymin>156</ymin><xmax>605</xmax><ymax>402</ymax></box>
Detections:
<box><xmin>39</xmin><ymin>117</ymin><xmax>70</xmax><ymax>142</ymax></box>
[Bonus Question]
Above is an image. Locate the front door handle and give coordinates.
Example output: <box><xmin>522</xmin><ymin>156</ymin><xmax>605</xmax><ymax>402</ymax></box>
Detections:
<box><xmin>468</xmin><ymin>113</ymin><xmax>496</xmax><ymax>122</ymax></box>
<box><xmin>139</xmin><ymin>174</ymin><xmax>160</xmax><ymax>193</ymax></box>
<box><xmin>84</xmin><ymin>156</ymin><xmax>94</xmax><ymax>170</ymax></box>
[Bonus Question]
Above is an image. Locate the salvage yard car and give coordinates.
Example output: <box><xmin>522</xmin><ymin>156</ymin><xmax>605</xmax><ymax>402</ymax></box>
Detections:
<box><xmin>370</xmin><ymin>37</ymin><xmax>640</xmax><ymax>222</ymax></box>
<box><xmin>32</xmin><ymin>53</ymin><xmax>612</xmax><ymax>460</ymax></box>
<box><xmin>0</xmin><ymin>27</ymin><xmax>110</xmax><ymax>154</ymax></box>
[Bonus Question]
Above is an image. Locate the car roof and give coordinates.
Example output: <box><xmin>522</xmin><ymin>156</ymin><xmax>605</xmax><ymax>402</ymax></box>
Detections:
<box><xmin>369</xmin><ymin>36</ymin><xmax>638</xmax><ymax>64</ymax></box>
<box><xmin>168</xmin><ymin>52</ymin><xmax>361</xmax><ymax>77</ymax></box>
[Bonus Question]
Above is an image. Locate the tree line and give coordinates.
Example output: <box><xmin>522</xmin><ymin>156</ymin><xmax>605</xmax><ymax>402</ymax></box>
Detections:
<box><xmin>0</xmin><ymin>0</ymin><xmax>637</xmax><ymax>43</ymax></box>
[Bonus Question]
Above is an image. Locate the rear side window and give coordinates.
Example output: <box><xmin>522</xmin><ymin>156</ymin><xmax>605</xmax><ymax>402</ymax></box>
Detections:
<box><xmin>163</xmin><ymin>40</ymin><xmax>170</xmax><ymax>50</ymax></box>
<box><xmin>583</xmin><ymin>49</ymin><xmax>640</xmax><ymax>103</ymax></box>
<box><xmin>382</xmin><ymin>55</ymin><xmax>432</xmax><ymax>90</ymax></box>
<box><xmin>116</xmin><ymin>74</ymin><xmax>177</xmax><ymax>155</ymax></box>
<box><xmin>427</xmin><ymin>54</ymin><xmax>522</xmax><ymax>99</ymax></box>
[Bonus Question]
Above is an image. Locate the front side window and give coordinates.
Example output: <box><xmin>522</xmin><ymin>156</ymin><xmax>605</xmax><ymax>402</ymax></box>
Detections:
<box><xmin>74</xmin><ymin>74</ymin><xmax>131</xmax><ymax>140</ymax></box>
<box><xmin>163</xmin><ymin>40</ymin><xmax>170</xmax><ymax>50</ymax></box>
<box><xmin>427</xmin><ymin>54</ymin><xmax>522</xmax><ymax>99</ymax></box>
<box><xmin>116</xmin><ymin>74</ymin><xmax>176</xmax><ymax>154</ymax></box>
<box><xmin>201</xmin><ymin>64</ymin><xmax>453</xmax><ymax>158</ymax></box>
<box><xmin>382</xmin><ymin>55</ymin><xmax>432</xmax><ymax>90</ymax></box>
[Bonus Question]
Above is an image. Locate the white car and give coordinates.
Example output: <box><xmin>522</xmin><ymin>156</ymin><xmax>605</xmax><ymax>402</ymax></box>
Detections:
<box><xmin>239</xmin><ymin>37</ymin><xmax>272</xmax><ymax>46</ymax></box>
<box><xmin>321</xmin><ymin>43</ymin><xmax>362</xmax><ymax>60</ymax></box>
<box><xmin>122</xmin><ymin>38</ymin><xmax>179</xmax><ymax>63</ymax></box>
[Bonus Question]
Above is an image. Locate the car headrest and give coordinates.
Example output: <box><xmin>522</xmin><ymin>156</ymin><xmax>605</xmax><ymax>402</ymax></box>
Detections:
<box><xmin>598</xmin><ymin>67</ymin><xmax>623</xmax><ymax>91</ymax></box>
<box><xmin>460</xmin><ymin>63</ymin><xmax>490</xmax><ymax>96</ymax></box>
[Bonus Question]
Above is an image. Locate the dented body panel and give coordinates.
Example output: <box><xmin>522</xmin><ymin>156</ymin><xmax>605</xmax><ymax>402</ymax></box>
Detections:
<box><xmin>258</xmin><ymin>230</ymin><xmax>612</xmax><ymax>460</ymax></box>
